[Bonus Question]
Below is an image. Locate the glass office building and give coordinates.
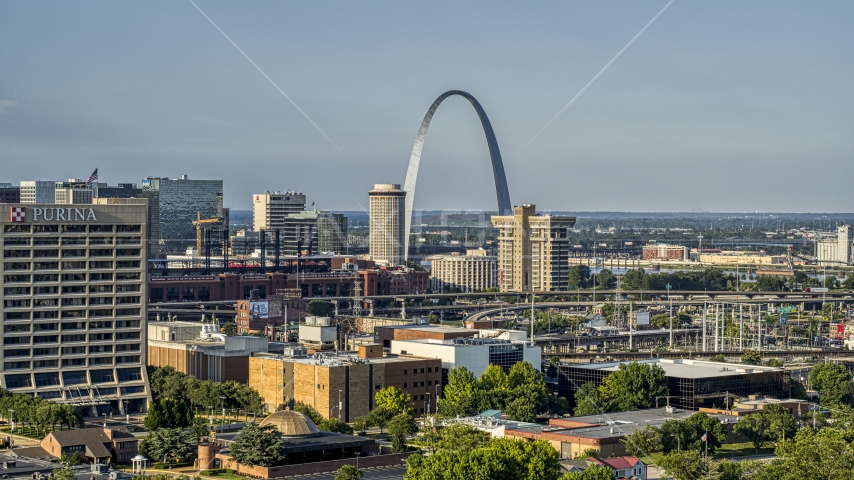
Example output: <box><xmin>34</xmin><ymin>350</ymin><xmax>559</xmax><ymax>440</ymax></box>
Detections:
<box><xmin>558</xmin><ymin>358</ymin><xmax>790</xmax><ymax>411</ymax></box>
<box><xmin>141</xmin><ymin>176</ymin><xmax>223</xmax><ymax>258</ymax></box>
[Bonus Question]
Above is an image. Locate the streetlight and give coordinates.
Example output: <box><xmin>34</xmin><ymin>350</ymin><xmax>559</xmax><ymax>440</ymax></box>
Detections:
<box><xmin>102</xmin><ymin>412</ymin><xmax>107</xmax><ymax>428</ymax></box>
<box><xmin>338</xmin><ymin>390</ymin><xmax>342</xmax><ymax>421</ymax></box>
<box><xmin>9</xmin><ymin>409</ymin><xmax>14</xmax><ymax>434</ymax></box>
<box><xmin>220</xmin><ymin>396</ymin><xmax>226</xmax><ymax>429</ymax></box>
<box><xmin>667</xmin><ymin>283</ymin><xmax>673</xmax><ymax>348</ymax></box>
<box><xmin>671</xmin><ymin>434</ymin><xmax>681</xmax><ymax>452</ymax></box>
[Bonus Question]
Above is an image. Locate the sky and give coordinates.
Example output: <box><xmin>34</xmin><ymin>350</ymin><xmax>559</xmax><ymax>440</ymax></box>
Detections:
<box><xmin>1</xmin><ymin>1</ymin><xmax>853</xmax><ymax>213</ymax></box>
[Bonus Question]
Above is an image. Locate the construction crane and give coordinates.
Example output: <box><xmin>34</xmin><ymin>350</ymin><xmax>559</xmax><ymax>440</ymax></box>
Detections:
<box><xmin>192</xmin><ymin>211</ymin><xmax>219</xmax><ymax>258</ymax></box>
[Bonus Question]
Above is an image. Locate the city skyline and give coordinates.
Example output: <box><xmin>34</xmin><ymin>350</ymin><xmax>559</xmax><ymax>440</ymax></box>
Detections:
<box><xmin>2</xmin><ymin>1</ymin><xmax>853</xmax><ymax>213</ymax></box>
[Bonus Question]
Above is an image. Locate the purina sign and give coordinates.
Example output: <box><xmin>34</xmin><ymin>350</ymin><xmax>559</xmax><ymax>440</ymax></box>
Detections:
<box><xmin>9</xmin><ymin>206</ymin><xmax>98</xmax><ymax>222</ymax></box>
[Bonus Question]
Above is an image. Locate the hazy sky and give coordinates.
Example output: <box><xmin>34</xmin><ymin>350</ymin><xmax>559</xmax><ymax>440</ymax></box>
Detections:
<box><xmin>2</xmin><ymin>1</ymin><xmax>852</xmax><ymax>213</ymax></box>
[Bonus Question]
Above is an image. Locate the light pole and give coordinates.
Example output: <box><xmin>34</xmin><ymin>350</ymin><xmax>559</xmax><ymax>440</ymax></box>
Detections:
<box><xmin>667</xmin><ymin>283</ymin><xmax>673</xmax><ymax>348</ymax></box>
<box><xmin>338</xmin><ymin>390</ymin><xmax>342</xmax><ymax>421</ymax></box>
<box><xmin>220</xmin><ymin>396</ymin><xmax>226</xmax><ymax>429</ymax></box>
<box><xmin>9</xmin><ymin>409</ymin><xmax>14</xmax><ymax>434</ymax></box>
<box><xmin>102</xmin><ymin>412</ymin><xmax>107</xmax><ymax>428</ymax></box>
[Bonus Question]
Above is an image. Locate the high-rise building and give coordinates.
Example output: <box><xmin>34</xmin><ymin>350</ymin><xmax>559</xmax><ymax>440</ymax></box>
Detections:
<box><xmin>0</xmin><ymin>202</ymin><xmax>150</xmax><ymax>413</ymax></box>
<box><xmin>54</xmin><ymin>179</ymin><xmax>94</xmax><ymax>205</ymax></box>
<box><xmin>281</xmin><ymin>210</ymin><xmax>348</xmax><ymax>255</ymax></box>
<box><xmin>253</xmin><ymin>191</ymin><xmax>306</xmax><ymax>232</ymax></box>
<box><xmin>141</xmin><ymin>176</ymin><xmax>223</xmax><ymax>257</ymax></box>
<box><xmin>19</xmin><ymin>181</ymin><xmax>56</xmax><ymax>204</ymax></box>
<box><xmin>491</xmin><ymin>204</ymin><xmax>575</xmax><ymax>292</ymax></box>
<box><xmin>816</xmin><ymin>224</ymin><xmax>853</xmax><ymax>266</ymax></box>
<box><xmin>93</xmin><ymin>183</ymin><xmax>143</xmax><ymax>199</ymax></box>
<box><xmin>428</xmin><ymin>248</ymin><xmax>497</xmax><ymax>293</ymax></box>
<box><xmin>369</xmin><ymin>184</ymin><xmax>406</xmax><ymax>266</ymax></box>
<box><xmin>0</xmin><ymin>183</ymin><xmax>20</xmax><ymax>204</ymax></box>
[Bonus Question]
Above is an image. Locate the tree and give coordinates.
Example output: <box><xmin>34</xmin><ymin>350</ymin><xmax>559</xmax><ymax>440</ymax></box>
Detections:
<box><xmin>734</xmin><ymin>411</ymin><xmax>773</xmax><ymax>454</ymax></box>
<box><xmin>352</xmin><ymin>416</ymin><xmax>368</xmax><ymax>435</ymax></box>
<box><xmin>435</xmin><ymin>424</ymin><xmax>490</xmax><ymax>453</ymax></box>
<box><xmin>763</xmin><ymin>404</ymin><xmax>798</xmax><ymax>443</ymax></box>
<box><xmin>318</xmin><ymin>418</ymin><xmax>354</xmax><ymax>434</ymax></box>
<box><xmin>51</xmin><ymin>466</ymin><xmax>77</xmax><ymax>480</ymax></box>
<box><xmin>790</xmin><ymin>379</ymin><xmax>809</xmax><ymax>400</ymax></box>
<box><xmin>656</xmin><ymin>450</ymin><xmax>708</xmax><ymax>480</ymax></box>
<box><xmin>306</xmin><ymin>299</ymin><xmax>333</xmax><ymax>317</ymax></box>
<box><xmin>144</xmin><ymin>398</ymin><xmax>194</xmax><ymax>430</ymax></box>
<box><xmin>220</xmin><ymin>322</ymin><xmax>237</xmax><ymax>336</ymax></box>
<box><xmin>388</xmin><ymin>414</ymin><xmax>418</xmax><ymax>453</ymax></box>
<box><xmin>568</xmin><ymin>265</ymin><xmax>591</xmax><ymax>289</ymax></box>
<box><xmin>621</xmin><ymin>424</ymin><xmax>662</xmax><ymax>457</ymax></box>
<box><xmin>228</xmin><ymin>424</ymin><xmax>285</xmax><ymax>467</ymax></box>
<box><xmin>741</xmin><ymin>349</ymin><xmax>762</xmax><ymax>365</ymax></box>
<box><xmin>765</xmin><ymin>358</ymin><xmax>784</xmax><ymax>367</ymax></box>
<box><xmin>709</xmin><ymin>353</ymin><xmax>726</xmax><ymax>362</ymax></box>
<box><xmin>139</xmin><ymin>429</ymin><xmax>194</xmax><ymax>464</ymax></box>
<box><xmin>598</xmin><ymin>362</ymin><xmax>669</xmax><ymax>412</ymax></box>
<box><xmin>334</xmin><ymin>465</ymin><xmax>363</xmax><ymax>480</ymax></box>
<box><xmin>375</xmin><ymin>386</ymin><xmax>413</xmax><ymax>416</ymax></box>
<box><xmin>597</xmin><ymin>269</ymin><xmax>616</xmax><ymax>289</ymax></box>
<box><xmin>810</xmin><ymin>361</ymin><xmax>854</xmax><ymax>407</ymax></box>
<box><xmin>682</xmin><ymin>412</ymin><xmax>726</xmax><ymax>454</ymax></box>
<box><xmin>574</xmin><ymin>382</ymin><xmax>604</xmax><ymax>416</ymax></box>
<box><xmin>559</xmin><ymin>465</ymin><xmax>613</xmax><ymax>480</ymax></box>
<box><xmin>547</xmin><ymin>356</ymin><xmax>560</xmax><ymax>379</ymax></box>
<box><xmin>439</xmin><ymin>367</ymin><xmax>479</xmax><ymax>417</ymax></box>
<box><xmin>365</xmin><ymin>406</ymin><xmax>394</xmax><ymax>434</ymax></box>
<box><xmin>761</xmin><ymin>427</ymin><xmax>854</xmax><ymax>479</ymax></box>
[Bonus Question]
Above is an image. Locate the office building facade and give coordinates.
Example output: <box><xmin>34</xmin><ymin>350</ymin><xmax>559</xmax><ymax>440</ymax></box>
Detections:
<box><xmin>491</xmin><ymin>204</ymin><xmax>575</xmax><ymax>292</ymax></box>
<box><xmin>642</xmin><ymin>243</ymin><xmax>688</xmax><ymax>261</ymax></box>
<box><xmin>54</xmin><ymin>179</ymin><xmax>94</xmax><ymax>205</ymax></box>
<box><xmin>253</xmin><ymin>191</ymin><xmax>306</xmax><ymax>232</ymax></box>
<box><xmin>282</xmin><ymin>210</ymin><xmax>348</xmax><ymax>255</ymax></box>
<box><xmin>369</xmin><ymin>184</ymin><xmax>406</xmax><ymax>266</ymax></box>
<box><xmin>19</xmin><ymin>181</ymin><xmax>56</xmax><ymax>204</ymax></box>
<box><xmin>428</xmin><ymin>248</ymin><xmax>497</xmax><ymax>293</ymax></box>
<box><xmin>141</xmin><ymin>176</ymin><xmax>223</xmax><ymax>257</ymax></box>
<box><xmin>0</xmin><ymin>203</ymin><xmax>150</xmax><ymax>413</ymax></box>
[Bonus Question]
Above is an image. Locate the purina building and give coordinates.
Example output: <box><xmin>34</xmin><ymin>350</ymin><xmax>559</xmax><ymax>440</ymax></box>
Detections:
<box><xmin>1</xmin><ymin>202</ymin><xmax>150</xmax><ymax>414</ymax></box>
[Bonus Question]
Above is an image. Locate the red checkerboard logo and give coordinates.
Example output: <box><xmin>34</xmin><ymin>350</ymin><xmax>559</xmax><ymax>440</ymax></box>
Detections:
<box><xmin>10</xmin><ymin>207</ymin><xmax>26</xmax><ymax>222</ymax></box>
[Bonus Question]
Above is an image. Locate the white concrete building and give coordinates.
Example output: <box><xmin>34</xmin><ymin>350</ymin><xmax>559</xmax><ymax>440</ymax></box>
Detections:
<box><xmin>389</xmin><ymin>337</ymin><xmax>541</xmax><ymax>377</ymax></box>
<box><xmin>252</xmin><ymin>191</ymin><xmax>307</xmax><ymax>232</ymax></box>
<box><xmin>428</xmin><ymin>248</ymin><xmax>497</xmax><ymax>293</ymax></box>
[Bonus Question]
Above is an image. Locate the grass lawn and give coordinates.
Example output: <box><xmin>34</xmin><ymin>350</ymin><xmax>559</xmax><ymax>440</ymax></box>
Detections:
<box><xmin>205</xmin><ymin>472</ymin><xmax>249</xmax><ymax>480</ymax></box>
<box><xmin>714</xmin><ymin>442</ymin><xmax>775</xmax><ymax>459</ymax></box>
<box><xmin>0</xmin><ymin>427</ymin><xmax>46</xmax><ymax>440</ymax></box>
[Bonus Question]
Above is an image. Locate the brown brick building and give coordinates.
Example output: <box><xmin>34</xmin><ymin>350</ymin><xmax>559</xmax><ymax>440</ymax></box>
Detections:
<box><xmin>374</xmin><ymin>324</ymin><xmax>477</xmax><ymax>348</ymax></box>
<box><xmin>249</xmin><ymin>351</ymin><xmax>443</xmax><ymax>421</ymax></box>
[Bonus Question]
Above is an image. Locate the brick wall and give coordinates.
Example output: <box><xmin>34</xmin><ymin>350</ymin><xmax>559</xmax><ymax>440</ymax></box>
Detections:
<box><xmin>215</xmin><ymin>452</ymin><xmax>412</xmax><ymax>478</ymax></box>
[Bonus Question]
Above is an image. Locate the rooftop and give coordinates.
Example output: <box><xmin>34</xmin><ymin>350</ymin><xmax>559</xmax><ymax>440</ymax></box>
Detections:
<box><xmin>253</xmin><ymin>351</ymin><xmax>432</xmax><ymax>366</ymax></box>
<box><xmin>565</xmin><ymin>358</ymin><xmax>783</xmax><ymax>379</ymax></box>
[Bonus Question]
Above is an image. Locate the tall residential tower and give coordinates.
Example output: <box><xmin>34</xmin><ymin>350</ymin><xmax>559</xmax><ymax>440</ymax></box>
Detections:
<box><xmin>491</xmin><ymin>204</ymin><xmax>575</xmax><ymax>292</ymax></box>
<box><xmin>369</xmin><ymin>184</ymin><xmax>406</xmax><ymax>266</ymax></box>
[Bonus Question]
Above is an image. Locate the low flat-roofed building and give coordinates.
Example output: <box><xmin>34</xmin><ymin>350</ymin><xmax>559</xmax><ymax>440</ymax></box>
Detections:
<box><xmin>147</xmin><ymin>320</ymin><xmax>268</xmax><ymax>383</ymax></box>
<box><xmin>249</xmin><ymin>350</ymin><xmax>442</xmax><ymax>421</ymax></box>
<box><xmin>373</xmin><ymin>324</ymin><xmax>477</xmax><ymax>347</ymax></box>
<box><xmin>39</xmin><ymin>427</ymin><xmax>138</xmax><ymax>463</ymax></box>
<box><xmin>558</xmin><ymin>358</ymin><xmax>790</xmax><ymax>411</ymax></box>
<box><xmin>389</xmin><ymin>337</ymin><xmax>541</xmax><ymax>378</ymax></box>
<box><xmin>507</xmin><ymin>407</ymin><xmax>740</xmax><ymax>459</ymax></box>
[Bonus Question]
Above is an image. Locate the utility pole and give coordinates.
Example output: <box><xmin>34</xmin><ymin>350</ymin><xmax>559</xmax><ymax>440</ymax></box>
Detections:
<box><xmin>667</xmin><ymin>283</ymin><xmax>673</xmax><ymax>348</ymax></box>
<box><xmin>715</xmin><ymin>304</ymin><xmax>720</xmax><ymax>352</ymax></box>
<box><xmin>702</xmin><ymin>302</ymin><xmax>707</xmax><ymax>352</ymax></box>
<box><xmin>740</xmin><ymin>303</ymin><xmax>744</xmax><ymax>351</ymax></box>
<box><xmin>530</xmin><ymin>293</ymin><xmax>535</xmax><ymax>346</ymax></box>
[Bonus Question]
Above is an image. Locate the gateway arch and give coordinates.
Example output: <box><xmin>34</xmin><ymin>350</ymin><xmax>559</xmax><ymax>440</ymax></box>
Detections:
<box><xmin>403</xmin><ymin>90</ymin><xmax>512</xmax><ymax>260</ymax></box>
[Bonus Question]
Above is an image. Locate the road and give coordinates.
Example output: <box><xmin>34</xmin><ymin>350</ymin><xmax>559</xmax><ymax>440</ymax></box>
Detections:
<box><xmin>287</xmin><ymin>465</ymin><xmax>407</xmax><ymax>479</ymax></box>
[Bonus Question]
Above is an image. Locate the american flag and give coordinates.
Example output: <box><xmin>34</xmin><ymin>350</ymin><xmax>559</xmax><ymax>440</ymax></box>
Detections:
<box><xmin>701</xmin><ymin>432</ymin><xmax>708</xmax><ymax>442</ymax></box>
<box><xmin>86</xmin><ymin>168</ymin><xmax>98</xmax><ymax>185</ymax></box>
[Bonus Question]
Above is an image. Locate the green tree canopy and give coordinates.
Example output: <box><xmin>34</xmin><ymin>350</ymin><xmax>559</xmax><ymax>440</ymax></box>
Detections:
<box><xmin>741</xmin><ymin>349</ymin><xmax>762</xmax><ymax>365</ymax></box>
<box><xmin>598</xmin><ymin>362</ymin><xmax>669</xmax><ymax>412</ymax></box>
<box><xmin>375</xmin><ymin>386</ymin><xmax>414</xmax><ymax>416</ymax></box>
<box><xmin>621</xmin><ymin>424</ymin><xmax>663</xmax><ymax>457</ymax></box>
<box><xmin>334</xmin><ymin>464</ymin><xmax>363</xmax><ymax>480</ymax></box>
<box><xmin>405</xmin><ymin>438</ymin><xmax>561</xmax><ymax>480</ymax></box>
<box><xmin>365</xmin><ymin>406</ymin><xmax>394</xmax><ymax>434</ymax></box>
<box><xmin>306</xmin><ymin>299</ymin><xmax>334</xmax><ymax>317</ymax></box>
<box><xmin>435</xmin><ymin>423</ymin><xmax>491</xmax><ymax>453</ymax></box>
<box><xmin>144</xmin><ymin>398</ymin><xmax>194</xmax><ymax>431</ymax></box>
<box><xmin>657</xmin><ymin>450</ymin><xmax>708</xmax><ymax>480</ymax></box>
<box><xmin>439</xmin><ymin>367</ymin><xmax>481</xmax><ymax>417</ymax></box>
<box><xmin>228</xmin><ymin>424</ymin><xmax>285</xmax><ymax>467</ymax></box>
<box><xmin>318</xmin><ymin>418</ymin><xmax>354</xmax><ymax>434</ymax></box>
<box><xmin>388</xmin><ymin>414</ymin><xmax>418</xmax><ymax>453</ymax></box>
<box><xmin>810</xmin><ymin>361</ymin><xmax>854</xmax><ymax>407</ymax></box>
<box><xmin>293</xmin><ymin>403</ymin><xmax>324</xmax><ymax>425</ymax></box>
<box><xmin>51</xmin><ymin>466</ymin><xmax>76</xmax><ymax>480</ymax></box>
<box><xmin>559</xmin><ymin>465</ymin><xmax>614</xmax><ymax>480</ymax></box>
<box><xmin>574</xmin><ymin>382</ymin><xmax>605</xmax><ymax>416</ymax></box>
<box><xmin>138</xmin><ymin>429</ymin><xmax>194</xmax><ymax>464</ymax></box>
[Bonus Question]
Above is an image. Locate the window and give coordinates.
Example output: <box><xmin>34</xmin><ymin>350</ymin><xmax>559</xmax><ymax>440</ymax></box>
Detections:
<box><xmin>167</xmin><ymin>288</ymin><xmax>179</xmax><ymax>302</ymax></box>
<box><xmin>4</xmin><ymin>325</ymin><xmax>30</xmax><ymax>333</ymax></box>
<box><xmin>62</xmin><ymin>309</ymin><xmax>86</xmax><ymax>318</ymax></box>
<box><xmin>62</xmin><ymin>285</ymin><xmax>86</xmax><ymax>294</ymax></box>
<box><xmin>33</xmin><ymin>360</ymin><xmax>58</xmax><ymax>369</ymax></box>
<box><xmin>33</xmin><ymin>237</ymin><xmax>58</xmax><ymax>245</ymax></box>
<box><xmin>62</xmin><ymin>322</ymin><xmax>86</xmax><ymax>330</ymax></box>
<box><xmin>61</xmin><ymin>261</ymin><xmax>86</xmax><ymax>269</ymax></box>
<box><xmin>116</xmin><ymin>368</ymin><xmax>142</xmax><ymax>382</ymax></box>
<box><xmin>182</xmin><ymin>287</ymin><xmax>195</xmax><ymax>301</ymax></box>
<box><xmin>117</xmin><ymin>332</ymin><xmax>140</xmax><ymax>340</ymax></box>
<box><xmin>89</xmin><ymin>309</ymin><xmax>113</xmax><ymax>317</ymax></box>
<box><xmin>3</xmin><ymin>286</ymin><xmax>30</xmax><ymax>295</ymax></box>
<box><xmin>61</xmin><ymin>225</ymin><xmax>86</xmax><ymax>233</ymax></box>
<box><xmin>62</xmin><ymin>358</ymin><xmax>86</xmax><ymax>366</ymax></box>
<box><xmin>3</xmin><ymin>238</ymin><xmax>29</xmax><ymax>246</ymax></box>
<box><xmin>89</xmin><ymin>321</ymin><xmax>113</xmax><ymax>329</ymax></box>
<box><xmin>34</xmin><ymin>262</ymin><xmax>59</xmax><ymax>270</ymax></box>
<box><xmin>121</xmin><ymin>386</ymin><xmax>145</xmax><ymax>395</ymax></box>
<box><xmin>33</xmin><ymin>335</ymin><xmax>58</xmax><ymax>344</ymax></box>
<box><xmin>4</xmin><ymin>274</ymin><xmax>31</xmax><ymax>282</ymax></box>
<box><xmin>89</xmin><ymin>261</ymin><xmax>113</xmax><ymax>269</ymax></box>
<box><xmin>61</xmin><ymin>237</ymin><xmax>86</xmax><ymax>245</ymax></box>
<box><xmin>34</xmin><ymin>311</ymin><xmax>58</xmax><ymax>319</ymax></box>
<box><xmin>150</xmin><ymin>287</ymin><xmax>163</xmax><ymax>302</ymax></box>
<box><xmin>33</xmin><ymin>250</ymin><xmax>59</xmax><ymax>258</ymax></box>
<box><xmin>116</xmin><ymin>320</ymin><xmax>140</xmax><ymax>329</ymax></box>
<box><xmin>4</xmin><ymin>250</ymin><xmax>30</xmax><ymax>258</ymax></box>
<box><xmin>89</xmin><ymin>333</ymin><xmax>113</xmax><ymax>341</ymax></box>
<box><xmin>116</xmin><ymin>260</ymin><xmax>139</xmax><ymax>268</ymax></box>
<box><xmin>61</xmin><ymin>277</ymin><xmax>86</xmax><ymax>285</ymax></box>
<box><xmin>90</xmin><ymin>273</ymin><xmax>113</xmax><ymax>281</ymax></box>
<box><xmin>5</xmin><ymin>312</ymin><xmax>30</xmax><ymax>320</ymax></box>
<box><xmin>90</xmin><ymin>369</ymin><xmax>115</xmax><ymax>383</ymax></box>
<box><xmin>90</xmin><ymin>249</ymin><xmax>113</xmax><ymax>257</ymax></box>
<box><xmin>61</xmin><ymin>334</ymin><xmax>86</xmax><ymax>342</ymax></box>
<box><xmin>33</xmin><ymin>298</ymin><xmax>58</xmax><ymax>307</ymax></box>
<box><xmin>61</xmin><ymin>249</ymin><xmax>86</xmax><ymax>257</ymax></box>
<box><xmin>34</xmin><ymin>323</ymin><xmax>58</xmax><ymax>331</ymax></box>
<box><xmin>90</xmin><ymin>297</ymin><xmax>113</xmax><ymax>306</ymax></box>
<box><xmin>117</xmin><ymin>284</ymin><xmax>140</xmax><ymax>292</ymax></box>
<box><xmin>62</xmin><ymin>371</ymin><xmax>87</xmax><ymax>385</ymax></box>
<box><xmin>5</xmin><ymin>262</ymin><xmax>31</xmax><ymax>271</ymax></box>
<box><xmin>5</xmin><ymin>374</ymin><xmax>33</xmax><ymax>389</ymax></box>
<box><xmin>89</xmin><ymin>345</ymin><xmax>113</xmax><ymax>354</ymax></box>
<box><xmin>116</xmin><ymin>355</ymin><xmax>140</xmax><ymax>364</ymax></box>
<box><xmin>61</xmin><ymin>346</ymin><xmax>86</xmax><ymax>355</ymax></box>
<box><xmin>62</xmin><ymin>298</ymin><xmax>86</xmax><ymax>306</ymax></box>
<box><xmin>38</xmin><ymin>391</ymin><xmax>63</xmax><ymax>399</ymax></box>
<box><xmin>90</xmin><ymin>225</ymin><xmax>114</xmax><ymax>233</ymax></box>
<box><xmin>4</xmin><ymin>349</ymin><xmax>30</xmax><ymax>357</ymax></box>
<box><xmin>33</xmin><ymin>274</ymin><xmax>58</xmax><ymax>282</ymax></box>
<box><xmin>116</xmin><ymin>272</ymin><xmax>140</xmax><ymax>280</ymax></box>
<box><xmin>116</xmin><ymin>236</ymin><xmax>140</xmax><ymax>245</ymax></box>
<box><xmin>116</xmin><ymin>225</ymin><xmax>141</xmax><ymax>232</ymax></box>
<box><xmin>116</xmin><ymin>343</ymin><xmax>140</xmax><ymax>352</ymax></box>
<box><xmin>33</xmin><ymin>225</ymin><xmax>58</xmax><ymax>233</ymax></box>
<box><xmin>33</xmin><ymin>348</ymin><xmax>58</xmax><ymax>356</ymax></box>
<box><xmin>4</xmin><ymin>337</ymin><xmax>28</xmax><ymax>345</ymax></box>
<box><xmin>4</xmin><ymin>225</ymin><xmax>31</xmax><ymax>233</ymax></box>
<box><xmin>116</xmin><ymin>308</ymin><xmax>140</xmax><ymax>316</ymax></box>
<box><xmin>4</xmin><ymin>361</ymin><xmax>30</xmax><ymax>370</ymax></box>
<box><xmin>89</xmin><ymin>236</ymin><xmax>112</xmax><ymax>245</ymax></box>
<box><xmin>4</xmin><ymin>299</ymin><xmax>31</xmax><ymax>308</ymax></box>
<box><xmin>198</xmin><ymin>287</ymin><xmax>211</xmax><ymax>301</ymax></box>
<box><xmin>117</xmin><ymin>249</ymin><xmax>140</xmax><ymax>256</ymax></box>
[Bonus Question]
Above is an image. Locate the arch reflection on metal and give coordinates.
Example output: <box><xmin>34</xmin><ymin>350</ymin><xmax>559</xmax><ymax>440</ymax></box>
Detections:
<box><xmin>403</xmin><ymin>90</ymin><xmax>512</xmax><ymax>261</ymax></box>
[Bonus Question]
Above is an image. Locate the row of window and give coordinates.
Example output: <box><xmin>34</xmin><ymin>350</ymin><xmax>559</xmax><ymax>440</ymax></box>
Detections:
<box><xmin>4</xmin><ymin>355</ymin><xmax>141</xmax><ymax>371</ymax></box>
<box><xmin>2</xmin><ymin>236</ymin><xmax>141</xmax><ymax>247</ymax></box>
<box><xmin>3</xmin><ymin>320</ymin><xmax>140</xmax><ymax>333</ymax></box>
<box><xmin>4</xmin><ymin>284</ymin><xmax>140</xmax><ymax>295</ymax></box>
<box><xmin>4</xmin><ymin>224</ymin><xmax>141</xmax><ymax>234</ymax></box>
<box><xmin>4</xmin><ymin>248</ymin><xmax>141</xmax><ymax>258</ymax></box>
<box><xmin>3</xmin><ymin>272</ymin><xmax>140</xmax><ymax>283</ymax></box>
<box><xmin>4</xmin><ymin>367</ymin><xmax>143</xmax><ymax>389</ymax></box>
<box><xmin>4</xmin><ymin>342</ymin><xmax>140</xmax><ymax>358</ymax></box>
<box><xmin>4</xmin><ymin>260</ymin><xmax>141</xmax><ymax>271</ymax></box>
<box><xmin>3</xmin><ymin>330</ymin><xmax>140</xmax><ymax>345</ymax></box>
